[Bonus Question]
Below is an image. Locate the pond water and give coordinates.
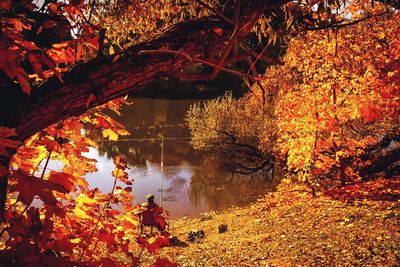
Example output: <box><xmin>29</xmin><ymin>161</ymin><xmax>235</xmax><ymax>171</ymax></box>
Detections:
<box><xmin>85</xmin><ymin>98</ymin><xmax>278</xmax><ymax>218</ymax></box>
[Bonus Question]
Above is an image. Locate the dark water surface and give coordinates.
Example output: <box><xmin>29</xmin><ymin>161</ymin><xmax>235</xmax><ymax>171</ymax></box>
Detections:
<box><xmin>85</xmin><ymin>98</ymin><xmax>277</xmax><ymax>218</ymax></box>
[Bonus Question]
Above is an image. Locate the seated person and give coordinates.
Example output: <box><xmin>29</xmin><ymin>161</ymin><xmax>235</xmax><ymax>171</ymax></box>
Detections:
<box><xmin>137</xmin><ymin>194</ymin><xmax>166</xmax><ymax>233</ymax></box>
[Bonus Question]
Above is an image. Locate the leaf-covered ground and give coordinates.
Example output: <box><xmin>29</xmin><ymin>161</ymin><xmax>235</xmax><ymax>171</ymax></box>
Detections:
<box><xmin>153</xmin><ymin>179</ymin><xmax>400</xmax><ymax>266</ymax></box>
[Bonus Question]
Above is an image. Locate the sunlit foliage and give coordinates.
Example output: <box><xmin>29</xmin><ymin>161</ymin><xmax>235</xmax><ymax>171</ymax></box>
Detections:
<box><xmin>95</xmin><ymin>0</ymin><xmax>211</xmax><ymax>50</ymax></box>
<box><xmin>187</xmin><ymin>91</ymin><xmax>277</xmax><ymax>174</ymax></box>
<box><xmin>0</xmin><ymin>101</ymin><xmax>174</xmax><ymax>265</ymax></box>
<box><xmin>274</xmin><ymin>11</ymin><xmax>400</xmax><ymax>186</ymax></box>
<box><xmin>188</xmin><ymin>3</ymin><xmax>400</xmax><ymax>189</ymax></box>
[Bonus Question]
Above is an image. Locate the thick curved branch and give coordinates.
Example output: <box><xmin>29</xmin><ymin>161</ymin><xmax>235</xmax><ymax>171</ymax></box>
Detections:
<box><xmin>1</xmin><ymin>0</ymin><xmax>289</xmax><ymax>142</ymax></box>
<box><xmin>1</xmin><ymin>17</ymin><xmax>229</xmax><ymax>141</ymax></box>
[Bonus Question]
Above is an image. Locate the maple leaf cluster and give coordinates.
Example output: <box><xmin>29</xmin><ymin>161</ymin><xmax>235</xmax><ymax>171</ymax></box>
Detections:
<box><xmin>0</xmin><ymin>101</ymin><xmax>172</xmax><ymax>266</ymax></box>
<box><xmin>0</xmin><ymin>0</ymin><xmax>99</xmax><ymax>94</ymax></box>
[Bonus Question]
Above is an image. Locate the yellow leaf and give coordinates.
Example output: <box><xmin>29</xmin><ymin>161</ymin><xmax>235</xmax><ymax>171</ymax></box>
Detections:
<box><xmin>0</xmin><ymin>241</ymin><xmax>6</xmax><ymax>250</ymax></box>
<box><xmin>76</xmin><ymin>195</ymin><xmax>97</xmax><ymax>205</ymax></box>
<box><xmin>74</xmin><ymin>207</ymin><xmax>90</xmax><ymax>219</ymax></box>
<box><xmin>70</xmin><ymin>238</ymin><xmax>81</xmax><ymax>244</ymax></box>
<box><xmin>109</xmin><ymin>45</ymin><xmax>115</xmax><ymax>55</ymax></box>
<box><xmin>148</xmin><ymin>236</ymin><xmax>157</xmax><ymax>244</ymax></box>
<box><xmin>102</xmin><ymin>129</ymin><xmax>119</xmax><ymax>141</ymax></box>
<box><xmin>123</xmin><ymin>216</ymin><xmax>140</xmax><ymax>227</ymax></box>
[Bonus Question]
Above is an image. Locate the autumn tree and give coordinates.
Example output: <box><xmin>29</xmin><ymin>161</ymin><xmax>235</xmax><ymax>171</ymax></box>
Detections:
<box><xmin>187</xmin><ymin>1</ymin><xmax>400</xmax><ymax>194</ymax></box>
<box><xmin>186</xmin><ymin>91</ymin><xmax>277</xmax><ymax>175</ymax></box>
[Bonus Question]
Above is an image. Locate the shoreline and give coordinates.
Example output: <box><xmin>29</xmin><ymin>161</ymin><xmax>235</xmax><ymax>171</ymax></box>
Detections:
<box><xmin>154</xmin><ymin>181</ymin><xmax>400</xmax><ymax>266</ymax></box>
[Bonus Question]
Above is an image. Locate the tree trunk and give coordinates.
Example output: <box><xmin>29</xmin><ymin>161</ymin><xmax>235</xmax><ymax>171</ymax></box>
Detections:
<box><xmin>1</xmin><ymin>0</ymin><xmax>283</xmax><ymax>141</ymax></box>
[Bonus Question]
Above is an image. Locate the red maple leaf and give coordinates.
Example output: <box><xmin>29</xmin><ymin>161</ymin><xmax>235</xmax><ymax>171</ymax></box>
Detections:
<box><xmin>10</xmin><ymin>170</ymin><xmax>70</xmax><ymax>206</ymax></box>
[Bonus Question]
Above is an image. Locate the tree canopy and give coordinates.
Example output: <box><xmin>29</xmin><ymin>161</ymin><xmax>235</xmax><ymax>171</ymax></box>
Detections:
<box><xmin>188</xmin><ymin>11</ymin><xmax>400</xmax><ymax>190</ymax></box>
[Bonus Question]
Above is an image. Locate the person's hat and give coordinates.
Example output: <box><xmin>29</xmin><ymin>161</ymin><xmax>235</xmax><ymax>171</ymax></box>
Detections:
<box><xmin>146</xmin><ymin>194</ymin><xmax>155</xmax><ymax>201</ymax></box>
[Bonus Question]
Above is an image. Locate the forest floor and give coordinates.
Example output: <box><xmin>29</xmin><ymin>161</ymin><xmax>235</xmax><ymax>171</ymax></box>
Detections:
<box><xmin>139</xmin><ymin>178</ymin><xmax>400</xmax><ymax>266</ymax></box>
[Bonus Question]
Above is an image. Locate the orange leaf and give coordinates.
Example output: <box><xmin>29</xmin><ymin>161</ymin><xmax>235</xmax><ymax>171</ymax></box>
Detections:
<box><xmin>113</xmin><ymin>155</ymin><xmax>128</xmax><ymax>170</ymax></box>
<box><xmin>11</xmin><ymin>170</ymin><xmax>69</xmax><ymax>206</ymax></box>
<box><xmin>48</xmin><ymin>171</ymin><xmax>76</xmax><ymax>192</ymax></box>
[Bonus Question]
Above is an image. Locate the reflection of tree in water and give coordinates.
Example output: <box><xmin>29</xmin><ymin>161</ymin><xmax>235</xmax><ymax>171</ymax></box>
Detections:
<box><xmin>85</xmin><ymin>98</ymin><xmax>204</xmax><ymax>166</ymax></box>
<box><xmin>95</xmin><ymin>139</ymin><xmax>202</xmax><ymax>166</ymax></box>
<box><xmin>188</xmin><ymin>154</ymin><xmax>280</xmax><ymax>211</ymax></box>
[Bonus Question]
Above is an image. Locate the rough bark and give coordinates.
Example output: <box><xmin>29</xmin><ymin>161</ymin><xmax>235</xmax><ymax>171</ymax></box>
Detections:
<box><xmin>1</xmin><ymin>17</ymin><xmax>228</xmax><ymax>141</ymax></box>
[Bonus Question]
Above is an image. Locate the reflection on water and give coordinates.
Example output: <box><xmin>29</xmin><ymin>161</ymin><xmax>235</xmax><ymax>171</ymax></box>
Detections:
<box><xmin>188</xmin><ymin>154</ymin><xmax>277</xmax><ymax>211</ymax></box>
<box><xmin>86</xmin><ymin>99</ymin><xmax>278</xmax><ymax>218</ymax></box>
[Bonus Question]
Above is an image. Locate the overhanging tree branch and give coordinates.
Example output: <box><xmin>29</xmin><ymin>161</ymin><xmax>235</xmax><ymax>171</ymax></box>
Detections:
<box><xmin>1</xmin><ymin>0</ymin><xmax>291</xmax><ymax>141</ymax></box>
<box><xmin>139</xmin><ymin>49</ymin><xmax>257</xmax><ymax>80</ymax></box>
<box><xmin>2</xmin><ymin>0</ymin><xmax>287</xmax><ymax>142</ymax></box>
<box><xmin>1</xmin><ymin>17</ymin><xmax>228</xmax><ymax>141</ymax></box>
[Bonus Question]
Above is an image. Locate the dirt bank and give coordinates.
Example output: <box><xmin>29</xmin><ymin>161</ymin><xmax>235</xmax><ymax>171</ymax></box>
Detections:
<box><xmin>154</xmin><ymin>180</ymin><xmax>400</xmax><ymax>266</ymax></box>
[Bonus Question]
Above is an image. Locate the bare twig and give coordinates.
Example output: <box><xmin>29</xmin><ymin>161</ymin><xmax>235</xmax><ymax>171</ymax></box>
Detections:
<box><xmin>193</xmin><ymin>0</ymin><xmax>233</xmax><ymax>24</ymax></box>
<box><xmin>39</xmin><ymin>151</ymin><xmax>52</xmax><ymax>179</ymax></box>
<box><xmin>79</xmin><ymin>170</ymin><xmax>119</xmax><ymax>261</ymax></box>
<box><xmin>88</xmin><ymin>0</ymin><xmax>97</xmax><ymax>22</ymax></box>
<box><xmin>306</xmin><ymin>11</ymin><xmax>389</xmax><ymax>31</ymax></box>
<box><xmin>139</xmin><ymin>49</ymin><xmax>258</xmax><ymax>80</ymax></box>
<box><xmin>246</xmin><ymin>44</ymin><xmax>270</xmax><ymax>76</ymax></box>
<box><xmin>232</xmin><ymin>0</ymin><xmax>242</xmax><ymax>57</ymax></box>
<box><xmin>240</xmin><ymin>44</ymin><xmax>278</xmax><ymax>64</ymax></box>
